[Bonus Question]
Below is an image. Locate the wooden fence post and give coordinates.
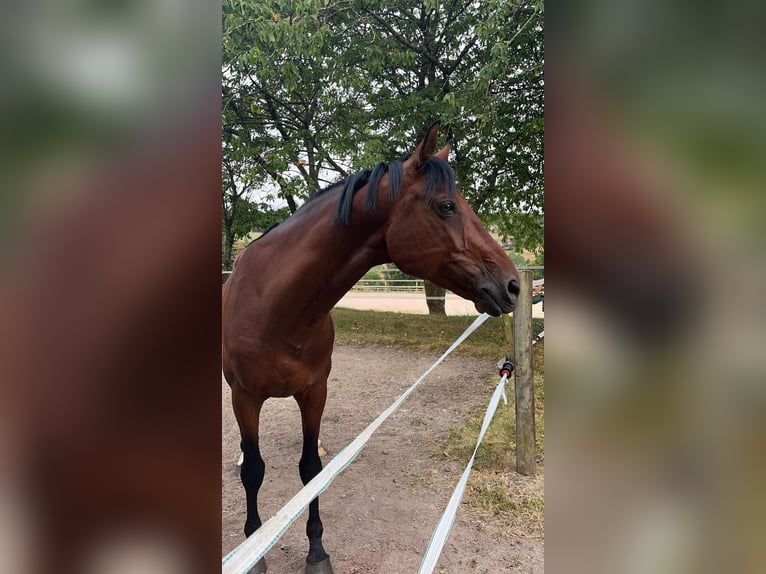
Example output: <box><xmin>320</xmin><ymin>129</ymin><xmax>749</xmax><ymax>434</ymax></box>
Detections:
<box><xmin>502</xmin><ymin>313</ymin><xmax>514</xmax><ymax>372</ymax></box>
<box><xmin>513</xmin><ymin>269</ymin><xmax>536</xmax><ymax>475</ymax></box>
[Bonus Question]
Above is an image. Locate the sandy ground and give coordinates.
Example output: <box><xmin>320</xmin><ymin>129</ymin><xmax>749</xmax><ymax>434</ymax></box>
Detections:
<box><xmin>222</xmin><ymin>344</ymin><xmax>544</xmax><ymax>573</ymax></box>
<box><xmin>335</xmin><ymin>292</ymin><xmax>545</xmax><ymax>318</ymax></box>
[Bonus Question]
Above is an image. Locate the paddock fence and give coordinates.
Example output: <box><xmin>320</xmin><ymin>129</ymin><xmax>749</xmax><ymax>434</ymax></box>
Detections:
<box><xmin>223</xmin><ymin>266</ymin><xmax>544</xmax><ymax>310</ymax></box>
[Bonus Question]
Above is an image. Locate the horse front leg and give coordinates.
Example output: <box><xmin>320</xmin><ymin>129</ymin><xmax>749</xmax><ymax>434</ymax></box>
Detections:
<box><xmin>231</xmin><ymin>387</ymin><xmax>267</xmax><ymax>574</ymax></box>
<box><xmin>295</xmin><ymin>382</ymin><xmax>333</xmax><ymax>574</ymax></box>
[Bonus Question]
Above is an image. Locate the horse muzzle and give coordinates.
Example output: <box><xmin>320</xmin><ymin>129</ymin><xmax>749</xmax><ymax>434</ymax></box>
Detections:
<box><xmin>474</xmin><ymin>277</ymin><xmax>519</xmax><ymax>316</ymax></box>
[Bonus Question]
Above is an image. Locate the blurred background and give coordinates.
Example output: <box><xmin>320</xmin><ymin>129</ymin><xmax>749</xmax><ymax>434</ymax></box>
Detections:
<box><xmin>0</xmin><ymin>1</ymin><xmax>221</xmax><ymax>573</ymax></box>
<box><xmin>546</xmin><ymin>0</ymin><xmax>766</xmax><ymax>573</ymax></box>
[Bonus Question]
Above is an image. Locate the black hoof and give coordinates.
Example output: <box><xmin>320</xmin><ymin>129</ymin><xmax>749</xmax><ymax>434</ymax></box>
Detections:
<box><xmin>305</xmin><ymin>556</ymin><xmax>333</xmax><ymax>574</ymax></box>
<box><xmin>247</xmin><ymin>557</ymin><xmax>266</xmax><ymax>574</ymax></box>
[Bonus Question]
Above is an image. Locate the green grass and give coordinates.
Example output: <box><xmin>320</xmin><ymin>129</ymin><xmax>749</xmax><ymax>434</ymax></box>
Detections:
<box><xmin>331</xmin><ymin>307</ymin><xmax>543</xmax><ymax>360</ymax></box>
<box><xmin>442</xmin><ymin>343</ymin><xmax>545</xmax><ymax>467</ymax></box>
<box><xmin>330</xmin><ymin>307</ymin><xmax>545</xmax><ymax>538</ymax></box>
<box><xmin>440</xmin><ymin>342</ymin><xmax>545</xmax><ymax>538</ymax></box>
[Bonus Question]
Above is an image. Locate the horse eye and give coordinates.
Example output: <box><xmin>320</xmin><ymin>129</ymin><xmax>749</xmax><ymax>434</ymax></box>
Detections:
<box><xmin>438</xmin><ymin>200</ymin><xmax>456</xmax><ymax>215</ymax></box>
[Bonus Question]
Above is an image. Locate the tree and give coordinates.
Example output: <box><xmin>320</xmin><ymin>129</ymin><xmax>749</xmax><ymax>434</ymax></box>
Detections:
<box><xmin>338</xmin><ymin>0</ymin><xmax>544</xmax><ymax>311</ymax></box>
<box><xmin>221</xmin><ymin>86</ymin><xmax>291</xmax><ymax>268</ymax></box>
<box><xmin>221</xmin><ymin>0</ymin><xmax>544</xmax><ymax>309</ymax></box>
<box><xmin>223</xmin><ymin>0</ymin><xmax>368</xmax><ymax>209</ymax></box>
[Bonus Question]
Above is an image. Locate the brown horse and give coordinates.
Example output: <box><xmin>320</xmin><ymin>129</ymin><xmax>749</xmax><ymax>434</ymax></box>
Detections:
<box><xmin>221</xmin><ymin>123</ymin><xmax>519</xmax><ymax>573</ymax></box>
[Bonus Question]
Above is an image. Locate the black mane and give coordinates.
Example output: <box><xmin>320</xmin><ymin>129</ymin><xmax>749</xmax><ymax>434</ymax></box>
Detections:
<box><xmin>307</xmin><ymin>155</ymin><xmax>457</xmax><ymax>225</ymax></box>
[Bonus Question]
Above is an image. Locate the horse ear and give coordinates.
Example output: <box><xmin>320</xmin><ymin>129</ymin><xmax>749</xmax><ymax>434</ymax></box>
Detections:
<box><xmin>434</xmin><ymin>139</ymin><xmax>452</xmax><ymax>162</ymax></box>
<box><xmin>412</xmin><ymin>121</ymin><xmax>440</xmax><ymax>170</ymax></box>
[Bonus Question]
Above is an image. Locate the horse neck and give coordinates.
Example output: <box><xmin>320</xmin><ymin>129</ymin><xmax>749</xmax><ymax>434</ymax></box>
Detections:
<box><xmin>266</xmin><ymin>190</ymin><xmax>392</xmax><ymax>323</ymax></box>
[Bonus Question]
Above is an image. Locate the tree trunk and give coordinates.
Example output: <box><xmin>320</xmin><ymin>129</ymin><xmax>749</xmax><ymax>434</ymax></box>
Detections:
<box><xmin>424</xmin><ymin>280</ymin><xmax>446</xmax><ymax>315</ymax></box>
<box><xmin>285</xmin><ymin>194</ymin><xmax>298</xmax><ymax>214</ymax></box>
<box><xmin>223</xmin><ymin>229</ymin><xmax>235</xmax><ymax>271</ymax></box>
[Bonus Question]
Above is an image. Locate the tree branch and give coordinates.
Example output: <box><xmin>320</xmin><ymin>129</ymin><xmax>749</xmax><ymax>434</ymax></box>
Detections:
<box><xmin>446</xmin><ymin>35</ymin><xmax>478</xmax><ymax>74</ymax></box>
<box><xmin>363</xmin><ymin>9</ymin><xmax>449</xmax><ymax>75</ymax></box>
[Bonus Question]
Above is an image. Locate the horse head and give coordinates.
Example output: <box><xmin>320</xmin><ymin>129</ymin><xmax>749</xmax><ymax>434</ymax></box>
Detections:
<box><xmin>383</xmin><ymin>123</ymin><xmax>520</xmax><ymax>316</ymax></box>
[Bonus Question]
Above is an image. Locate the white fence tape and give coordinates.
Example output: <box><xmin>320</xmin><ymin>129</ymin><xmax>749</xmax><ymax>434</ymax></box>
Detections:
<box><xmin>419</xmin><ymin>326</ymin><xmax>544</xmax><ymax>572</ymax></box>
<box><xmin>419</xmin><ymin>373</ymin><xmax>510</xmax><ymax>573</ymax></box>
<box><xmin>222</xmin><ymin>313</ymin><xmax>491</xmax><ymax>574</ymax></box>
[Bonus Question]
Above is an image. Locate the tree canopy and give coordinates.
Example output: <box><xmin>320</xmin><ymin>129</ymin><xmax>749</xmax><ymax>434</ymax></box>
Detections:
<box><xmin>222</xmin><ymin>0</ymin><xmax>544</xmax><ymax>267</ymax></box>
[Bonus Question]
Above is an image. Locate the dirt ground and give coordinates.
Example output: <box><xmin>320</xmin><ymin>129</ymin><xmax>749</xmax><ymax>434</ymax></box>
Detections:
<box><xmin>222</xmin><ymin>344</ymin><xmax>544</xmax><ymax>574</ymax></box>
<box><xmin>335</xmin><ymin>292</ymin><xmax>545</xmax><ymax>318</ymax></box>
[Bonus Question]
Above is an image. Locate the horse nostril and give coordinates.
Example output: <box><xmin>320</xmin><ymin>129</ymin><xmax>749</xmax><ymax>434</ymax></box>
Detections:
<box><xmin>508</xmin><ymin>278</ymin><xmax>520</xmax><ymax>297</ymax></box>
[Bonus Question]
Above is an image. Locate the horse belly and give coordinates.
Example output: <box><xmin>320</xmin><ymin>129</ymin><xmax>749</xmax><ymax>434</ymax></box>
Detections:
<box><xmin>228</xmin><ymin>345</ymin><xmax>326</xmax><ymax>399</ymax></box>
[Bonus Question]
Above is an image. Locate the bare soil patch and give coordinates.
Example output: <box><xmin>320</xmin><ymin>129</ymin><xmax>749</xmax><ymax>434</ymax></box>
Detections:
<box><xmin>222</xmin><ymin>344</ymin><xmax>543</xmax><ymax>573</ymax></box>
<box><xmin>335</xmin><ymin>292</ymin><xmax>545</xmax><ymax>318</ymax></box>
